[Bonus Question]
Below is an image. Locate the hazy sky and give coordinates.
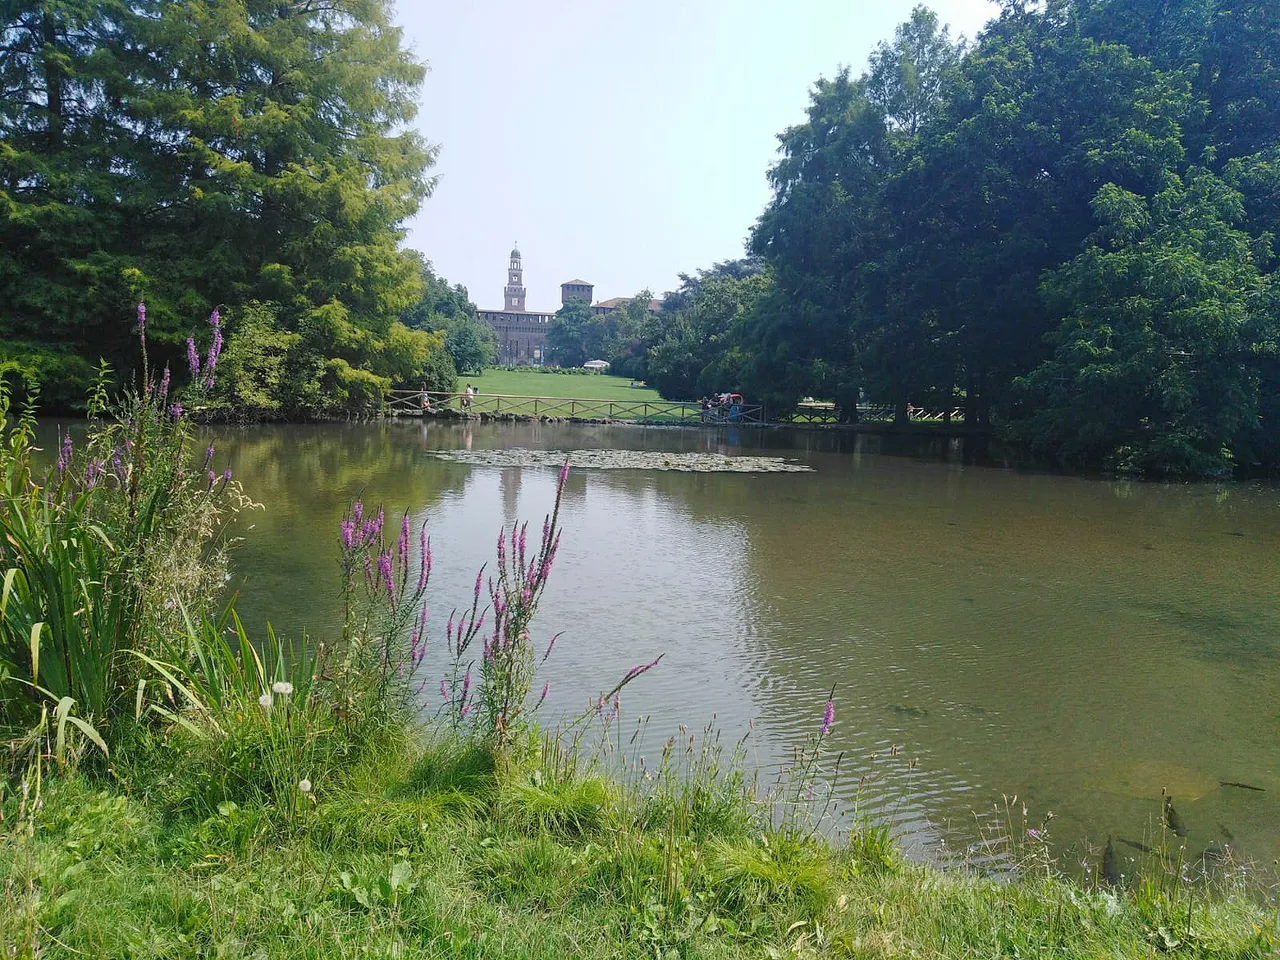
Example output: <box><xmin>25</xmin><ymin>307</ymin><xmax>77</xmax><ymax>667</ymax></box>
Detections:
<box><xmin>399</xmin><ymin>0</ymin><xmax>998</xmax><ymax>312</ymax></box>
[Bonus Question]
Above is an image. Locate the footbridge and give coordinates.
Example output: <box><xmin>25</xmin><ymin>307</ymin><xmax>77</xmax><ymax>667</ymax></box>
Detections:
<box><xmin>388</xmin><ymin>391</ymin><xmax>980</xmax><ymax>433</ymax></box>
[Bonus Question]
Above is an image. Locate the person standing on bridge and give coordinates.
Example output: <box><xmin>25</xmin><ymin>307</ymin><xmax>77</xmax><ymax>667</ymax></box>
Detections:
<box><xmin>462</xmin><ymin>383</ymin><xmax>474</xmax><ymax>410</ymax></box>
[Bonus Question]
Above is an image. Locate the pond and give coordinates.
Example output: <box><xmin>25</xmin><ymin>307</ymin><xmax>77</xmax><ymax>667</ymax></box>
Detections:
<box><xmin>202</xmin><ymin>421</ymin><xmax>1280</xmax><ymax>872</ymax></box>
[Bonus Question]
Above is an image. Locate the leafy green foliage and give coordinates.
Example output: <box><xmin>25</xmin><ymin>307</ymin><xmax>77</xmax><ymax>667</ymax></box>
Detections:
<box><xmin>736</xmin><ymin>0</ymin><xmax>1280</xmax><ymax>472</ymax></box>
<box><xmin>200</xmin><ymin>303</ymin><xmax>455</xmax><ymax>419</ymax></box>
<box><xmin>646</xmin><ymin>267</ymin><xmax>768</xmax><ymax>401</ymax></box>
<box><xmin>441</xmin><ymin>315</ymin><xmax>499</xmax><ymax>375</ymax></box>
<box><xmin>1016</xmin><ymin>172</ymin><xmax>1274</xmax><ymax>474</ymax></box>
<box><xmin>0</xmin><ymin>0</ymin><xmax>433</xmax><ymax>410</ymax></box>
<box><xmin>401</xmin><ymin>259</ymin><xmax>495</xmax><ymax>374</ymax></box>
<box><xmin>547</xmin><ymin>294</ymin><xmax>657</xmax><ymax>376</ymax></box>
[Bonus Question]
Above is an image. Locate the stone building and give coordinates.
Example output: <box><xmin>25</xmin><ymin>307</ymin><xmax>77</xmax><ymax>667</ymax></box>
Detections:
<box><xmin>477</xmin><ymin>246</ymin><xmax>557</xmax><ymax>365</ymax></box>
<box><xmin>477</xmin><ymin>246</ymin><xmax>654</xmax><ymax>365</ymax></box>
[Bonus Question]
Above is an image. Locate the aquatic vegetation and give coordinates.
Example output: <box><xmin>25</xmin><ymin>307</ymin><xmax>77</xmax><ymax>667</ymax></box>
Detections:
<box><xmin>426</xmin><ymin>447</ymin><xmax>814</xmax><ymax>473</ymax></box>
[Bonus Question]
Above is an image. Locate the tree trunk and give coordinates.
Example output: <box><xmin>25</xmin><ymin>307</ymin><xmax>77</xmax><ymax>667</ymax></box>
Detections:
<box><xmin>42</xmin><ymin>13</ymin><xmax>64</xmax><ymax>149</ymax></box>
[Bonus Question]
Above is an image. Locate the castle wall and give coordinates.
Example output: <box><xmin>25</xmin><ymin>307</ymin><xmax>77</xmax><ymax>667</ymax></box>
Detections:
<box><xmin>479</xmin><ymin>309</ymin><xmax>552</xmax><ymax>365</ymax></box>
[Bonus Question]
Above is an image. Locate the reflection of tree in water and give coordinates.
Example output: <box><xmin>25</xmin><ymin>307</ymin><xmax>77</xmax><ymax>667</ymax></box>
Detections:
<box><xmin>666</xmin><ymin>448</ymin><xmax>1280</xmax><ymax>868</ymax></box>
<box><xmin>208</xmin><ymin>423</ymin><xmax>469</xmax><ymax>642</ymax></box>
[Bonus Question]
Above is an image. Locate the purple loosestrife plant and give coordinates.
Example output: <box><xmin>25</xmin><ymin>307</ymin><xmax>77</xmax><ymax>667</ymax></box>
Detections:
<box><xmin>187</xmin><ymin>337</ymin><xmax>201</xmax><ymax>377</ymax></box>
<box><xmin>459</xmin><ymin>463</ymin><xmax>570</xmax><ymax>748</ymax></box>
<box><xmin>335</xmin><ymin>500</ymin><xmax>434</xmax><ymax>715</ymax></box>
<box><xmin>56</xmin><ymin>434</ymin><xmax>73</xmax><ymax>474</ymax></box>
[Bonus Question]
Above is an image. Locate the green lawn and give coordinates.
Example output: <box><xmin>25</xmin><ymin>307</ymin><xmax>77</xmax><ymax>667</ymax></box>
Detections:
<box><xmin>465</xmin><ymin>369</ymin><xmax>663</xmax><ymax>402</ymax></box>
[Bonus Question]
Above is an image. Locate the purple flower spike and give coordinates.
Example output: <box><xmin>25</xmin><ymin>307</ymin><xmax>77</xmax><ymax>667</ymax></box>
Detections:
<box><xmin>136</xmin><ymin>302</ymin><xmax>146</xmax><ymax>336</ymax></box>
<box><xmin>187</xmin><ymin>337</ymin><xmax>200</xmax><ymax>376</ymax></box>
<box><xmin>340</xmin><ymin>519</ymin><xmax>355</xmax><ymax>549</ymax></box>
<box><xmin>559</xmin><ymin>460</ymin><xmax>570</xmax><ymax>487</ymax></box>
<box><xmin>417</xmin><ymin>530</ymin><xmax>430</xmax><ymax>594</ymax></box>
<box><xmin>56</xmin><ymin>434</ymin><xmax>73</xmax><ymax>473</ymax></box>
<box><xmin>210</xmin><ymin>307</ymin><xmax>220</xmax><ymax>328</ymax></box>
<box><xmin>353</xmin><ymin>500</ymin><xmax>364</xmax><ymax>525</ymax></box>
<box><xmin>205</xmin><ymin>321</ymin><xmax>222</xmax><ymax>388</ymax></box>
<box><xmin>168</xmin><ymin>402</ymin><xmax>183</xmax><ymax>419</ymax></box>
<box><xmin>222</xmin><ymin>468</ymin><xmax>232</xmax><ymax>483</ymax></box>
<box><xmin>85</xmin><ymin>459</ymin><xmax>102</xmax><ymax>488</ymax></box>
<box><xmin>540</xmin><ymin>632</ymin><xmax>560</xmax><ymax>663</ymax></box>
<box><xmin>207</xmin><ymin>470</ymin><xmax>216</xmax><ymax>490</ymax></box>
<box><xmin>378</xmin><ymin>550</ymin><xmax>394</xmax><ymax>602</ymax></box>
<box><xmin>537</xmin><ymin>682</ymin><xmax>550</xmax><ymax>706</ymax></box>
<box><xmin>461</xmin><ymin>670</ymin><xmax>472</xmax><ymax>704</ymax></box>
<box><xmin>621</xmin><ymin>654</ymin><xmax>663</xmax><ymax>686</ymax></box>
<box><xmin>820</xmin><ymin>698</ymin><xmax>835</xmax><ymax>737</ymax></box>
<box><xmin>158</xmin><ymin>365</ymin><xmax>170</xmax><ymax>398</ymax></box>
<box><xmin>440</xmin><ymin>678</ymin><xmax>450</xmax><ymax>702</ymax></box>
<box><xmin>398</xmin><ymin>513</ymin><xmax>410</xmax><ymax>568</ymax></box>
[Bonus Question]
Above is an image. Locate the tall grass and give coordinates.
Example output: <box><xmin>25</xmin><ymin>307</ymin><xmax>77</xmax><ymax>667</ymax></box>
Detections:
<box><xmin>1</xmin><ymin>311</ymin><xmax>249</xmax><ymax>767</ymax></box>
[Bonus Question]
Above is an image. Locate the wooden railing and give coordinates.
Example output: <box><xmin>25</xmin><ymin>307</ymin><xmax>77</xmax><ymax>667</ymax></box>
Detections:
<box><xmin>783</xmin><ymin>404</ymin><xmax>966</xmax><ymax>425</ymax></box>
<box><xmin>388</xmin><ymin>391</ymin><xmax>766</xmax><ymax>425</ymax></box>
<box><xmin>389</xmin><ymin>390</ymin><xmax>968</xmax><ymax>428</ymax></box>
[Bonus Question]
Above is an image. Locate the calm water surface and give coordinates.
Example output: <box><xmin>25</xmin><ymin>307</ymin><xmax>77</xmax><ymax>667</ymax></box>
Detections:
<box><xmin>205</xmin><ymin>421</ymin><xmax>1280</xmax><ymax>870</ymax></box>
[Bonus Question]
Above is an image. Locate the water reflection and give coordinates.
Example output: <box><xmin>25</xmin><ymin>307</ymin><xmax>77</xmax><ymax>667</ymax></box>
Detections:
<box><xmin>93</xmin><ymin>419</ymin><xmax>1280</xmax><ymax>871</ymax></box>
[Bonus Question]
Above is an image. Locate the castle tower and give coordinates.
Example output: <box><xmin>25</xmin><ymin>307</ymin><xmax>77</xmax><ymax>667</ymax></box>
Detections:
<box><xmin>560</xmin><ymin>279</ymin><xmax>594</xmax><ymax>305</ymax></box>
<box><xmin>504</xmin><ymin>244</ymin><xmax>526</xmax><ymax>312</ymax></box>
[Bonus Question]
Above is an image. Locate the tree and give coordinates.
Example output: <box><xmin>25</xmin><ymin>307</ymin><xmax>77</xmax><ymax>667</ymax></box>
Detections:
<box><xmin>874</xmin><ymin>13</ymin><xmax>1192</xmax><ymax>424</ymax></box>
<box><xmin>402</xmin><ymin>256</ymin><xmax>480</xmax><ymax>327</ymax></box>
<box><xmin>647</xmin><ymin>272</ymin><xmax>768</xmax><ymax>400</ymax></box>
<box><xmin>546</xmin><ymin>300</ymin><xmax>596</xmax><ymax>367</ymax></box>
<box><xmin>1016</xmin><ymin>172</ymin><xmax>1274</xmax><ymax>475</ymax></box>
<box><xmin>601</xmin><ymin>291</ymin><xmax>658</xmax><ymax>379</ymax></box>
<box><xmin>400</xmin><ymin>258</ymin><xmax>494</xmax><ymax>373</ymax></box>
<box><xmin>865</xmin><ymin>5</ymin><xmax>967</xmax><ymax>136</ymax></box>
<box><xmin>0</xmin><ymin>0</ymin><xmax>433</xmax><ymax>407</ymax></box>
<box><xmin>441</xmin><ymin>316</ymin><xmax>498</xmax><ymax>374</ymax></box>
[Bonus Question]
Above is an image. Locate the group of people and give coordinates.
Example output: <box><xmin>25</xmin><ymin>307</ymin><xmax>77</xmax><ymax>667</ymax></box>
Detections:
<box><xmin>698</xmin><ymin>393</ymin><xmax>743</xmax><ymax>422</ymax></box>
<box><xmin>418</xmin><ymin>382</ymin><xmax>477</xmax><ymax>414</ymax></box>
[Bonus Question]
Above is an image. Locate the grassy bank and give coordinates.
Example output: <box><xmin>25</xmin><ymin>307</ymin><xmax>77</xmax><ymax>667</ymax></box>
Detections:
<box><xmin>468</xmin><ymin>369</ymin><xmax>663</xmax><ymax>402</ymax></box>
<box><xmin>4</xmin><ymin>731</ymin><xmax>1276</xmax><ymax>960</ymax></box>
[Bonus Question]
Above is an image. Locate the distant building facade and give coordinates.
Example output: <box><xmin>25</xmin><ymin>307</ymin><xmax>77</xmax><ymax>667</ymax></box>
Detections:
<box><xmin>592</xmin><ymin>296</ymin><xmax>663</xmax><ymax>316</ymax></box>
<box><xmin>477</xmin><ymin>246</ymin><xmax>655</xmax><ymax>366</ymax></box>
<box><xmin>477</xmin><ymin>247</ymin><xmax>555</xmax><ymax>365</ymax></box>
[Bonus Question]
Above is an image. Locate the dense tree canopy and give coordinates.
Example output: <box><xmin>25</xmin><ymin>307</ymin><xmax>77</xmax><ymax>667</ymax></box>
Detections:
<box><xmin>401</xmin><ymin>259</ymin><xmax>496</xmax><ymax>374</ymax></box>
<box><xmin>0</xmin><ymin>0</ymin><xmax>444</xmax><ymax>415</ymax></box>
<box><xmin>546</xmin><ymin>294</ymin><xmax>656</xmax><ymax>376</ymax></box>
<box><xmin>735</xmin><ymin>0</ymin><xmax>1280</xmax><ymax>474</ymax></box>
